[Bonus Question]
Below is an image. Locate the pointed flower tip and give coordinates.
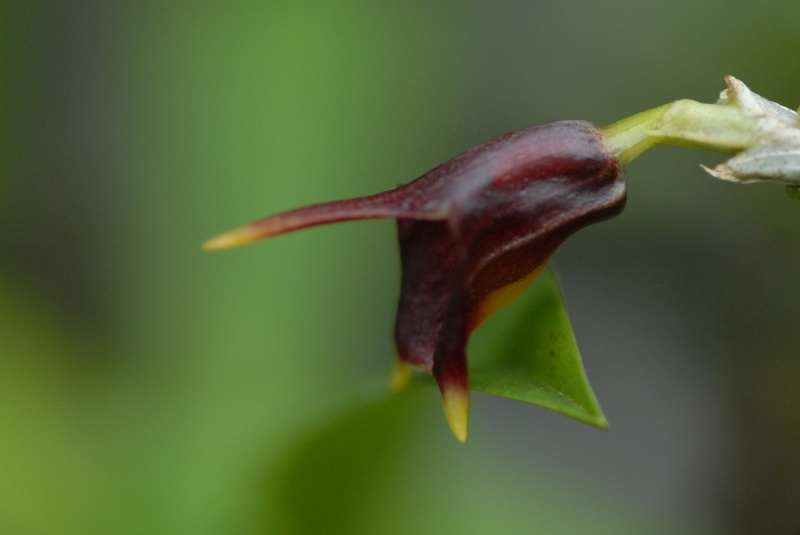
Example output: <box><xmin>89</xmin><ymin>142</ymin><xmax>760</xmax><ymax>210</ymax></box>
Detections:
<box><xmin>389</xmin><ymin>358</ymin><xmax>414</xmax><ymax>393</ymax></box>
<box><xmin>202</xmin><ymin>226</ymin><xmax>264</xmax><ymax>252</ymax></box>
<box><xmin>441</xmin><ymin>383</ymin><xmax>470</xmax><ymax>443</ymax></box>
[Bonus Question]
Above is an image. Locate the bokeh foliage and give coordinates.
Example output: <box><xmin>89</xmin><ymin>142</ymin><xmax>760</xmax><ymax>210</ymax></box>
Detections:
<box><xmin>1</xmin><ymin>1</ymin><xmax>799</xmax><ymax>533</ymax></box>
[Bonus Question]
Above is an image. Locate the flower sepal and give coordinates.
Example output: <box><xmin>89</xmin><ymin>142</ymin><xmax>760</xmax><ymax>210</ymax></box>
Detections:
<box><xmin>206</xmin><ymin>120</ymin><xmax>625</xmax><ymax>441</ymax></box>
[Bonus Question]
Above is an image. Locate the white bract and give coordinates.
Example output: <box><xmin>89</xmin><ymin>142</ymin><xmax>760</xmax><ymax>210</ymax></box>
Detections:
<box><xmin>651</xmin><ymin>76</ymin><xmax>800</xmax><ymax>185</ymax></box>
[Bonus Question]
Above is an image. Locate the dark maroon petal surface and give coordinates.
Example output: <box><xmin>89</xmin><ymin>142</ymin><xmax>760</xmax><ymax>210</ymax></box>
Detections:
<box><xmin>205</xmin><ymin>119</ymin><xmax>625</xmax><ymax>441</ymax></box>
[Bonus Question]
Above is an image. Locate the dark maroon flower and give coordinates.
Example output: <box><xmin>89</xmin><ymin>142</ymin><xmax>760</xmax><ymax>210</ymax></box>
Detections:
<box><xmin>205</xmin><ymin>120</ymin><xmax>625</xmax><ymax>441</ymax></box>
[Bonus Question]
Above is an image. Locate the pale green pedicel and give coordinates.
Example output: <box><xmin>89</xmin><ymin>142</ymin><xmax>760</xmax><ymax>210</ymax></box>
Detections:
<box><xmin>603</xmin><ymin>76</ymin><xmax>800</xmax><ymax>187</ymax></box>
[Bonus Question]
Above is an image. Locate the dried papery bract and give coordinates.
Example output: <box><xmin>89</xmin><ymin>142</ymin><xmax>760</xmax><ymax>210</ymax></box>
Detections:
<box><xmin>206</xmin><ymin>120</ymin><xmax>626</xmax><ymax>441</ymax></box>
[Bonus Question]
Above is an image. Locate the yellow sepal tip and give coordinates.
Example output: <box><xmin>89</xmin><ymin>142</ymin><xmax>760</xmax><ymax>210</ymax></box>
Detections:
<box><xmin>389</xmin><ymin>358</ymin><xmax>413</xmax><ymax>393</ymax></box>
<box><xmin>441</xmin><ymin>384</ymin><xmax>470</xmax><ymax>443</ymax></box>
<box><xmin>202</xmin><ymin>227</ymin><xmax>262</xmax><ymax>251</ymax></box>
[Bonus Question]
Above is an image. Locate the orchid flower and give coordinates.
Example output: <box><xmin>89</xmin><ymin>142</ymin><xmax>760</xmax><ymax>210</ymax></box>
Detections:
<box><xmin>205</xmin><ymin>121</ymin><xmax>625</xmax><ymax>441</ymax></box>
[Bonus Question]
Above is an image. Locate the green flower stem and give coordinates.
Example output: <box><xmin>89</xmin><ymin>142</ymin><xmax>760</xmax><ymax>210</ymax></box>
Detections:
<box><xmin>601</xmin><ymin>103</ymin><xmax>672</xmax><ymax>167</ymax></box>
<box><xmin>602</xmin><ymin>76</ymin><xmax>800</xmax><ymax>187</ymax></box>
<box><xmin>602</xmin><ymin>99</ymin><xmax>758</xmax><ymax>167</ymax></box>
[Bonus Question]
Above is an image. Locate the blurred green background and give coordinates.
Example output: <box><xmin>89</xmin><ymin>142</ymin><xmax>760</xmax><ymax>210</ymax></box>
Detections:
<box><xmin>1</xmin><ymin>1</ymin><xmax>799</xmax><ymax>533</ymax></box>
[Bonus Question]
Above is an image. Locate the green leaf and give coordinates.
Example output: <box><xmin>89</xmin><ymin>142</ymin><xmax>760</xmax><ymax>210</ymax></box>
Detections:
<box><xmin>274</xmin><ymin>388</ymin><xmax>435</xmax><ymax>535</ymax></box>
<box><xmin>273</xmin><ymin>381</ymin><xmax>696</xmax><ymax>535</ymax></box>
<box><xmin>468</xmin><ymin>268</ymin><xmax>608</xmax><ymax>429</ymax></box>
<box><xmin>274</xmin><ymin>388</ymin><xmax>640</xmax><ymax>535</ymax></box>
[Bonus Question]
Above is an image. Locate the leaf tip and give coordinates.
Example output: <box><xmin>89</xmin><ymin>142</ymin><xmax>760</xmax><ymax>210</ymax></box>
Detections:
<box><xmin>594</xmin><ymin>415</ymin><xmax>609</xmax><ymax>431</ymax></box>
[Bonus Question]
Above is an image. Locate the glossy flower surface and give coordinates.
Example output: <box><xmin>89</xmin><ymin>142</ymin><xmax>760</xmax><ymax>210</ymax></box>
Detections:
<box><xmin>205</xmin><ymin>120</ymin><xmax>626</xmax><ymax>441</ymax></box>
